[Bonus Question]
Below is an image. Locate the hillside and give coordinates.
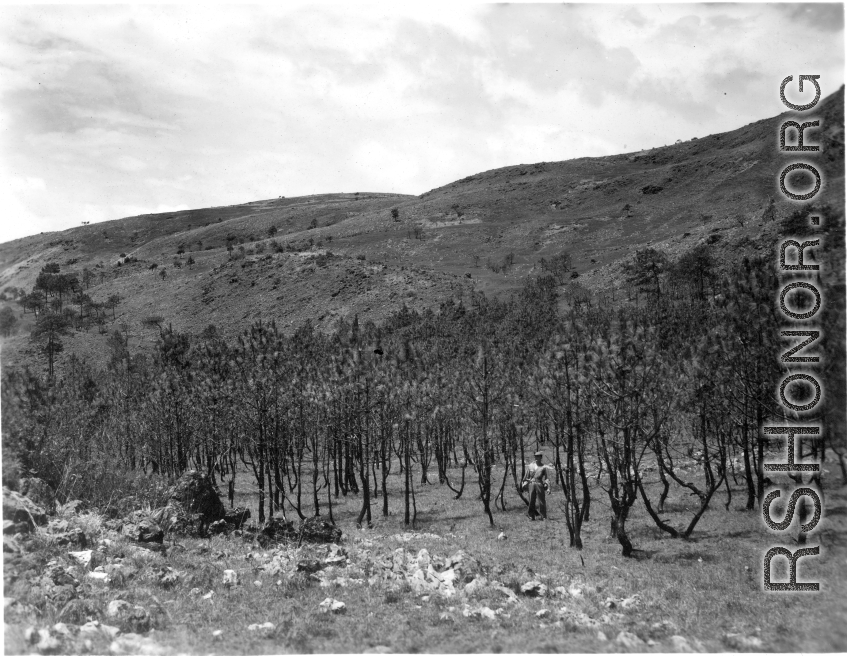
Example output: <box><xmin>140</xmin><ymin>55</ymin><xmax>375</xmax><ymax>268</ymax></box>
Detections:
<box><xmin>0</xmin><ymin>87</ymin><xmax>843</xmax><ymax>371</ymax></box>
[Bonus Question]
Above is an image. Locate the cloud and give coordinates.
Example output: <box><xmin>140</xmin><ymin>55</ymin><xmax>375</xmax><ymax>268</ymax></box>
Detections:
<box><xmin>0</xmin><ymin>4</ymin><xmax>842</xmax><ymax>241</ymax></box>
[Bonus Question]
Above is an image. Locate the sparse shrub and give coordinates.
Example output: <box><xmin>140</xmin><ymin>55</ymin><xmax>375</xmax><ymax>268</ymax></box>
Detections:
<box><xmin>356</xmin><ymin>254</ymin><xmax>366</xmax><ymax>261</ymax></box>
<box><xmin>309</xmin><ymin>218</ymin><xmax>318</xmax><ymax>230</ymax></box>
<box><xmin>268</xmin><ymin>226</ymin><xmax>278</xmax><ymax>237</ymax></box>
<box><xmin>391</xmin><ymin>208</ymin><xmax>400</xmax><ymax>221</ymax></box>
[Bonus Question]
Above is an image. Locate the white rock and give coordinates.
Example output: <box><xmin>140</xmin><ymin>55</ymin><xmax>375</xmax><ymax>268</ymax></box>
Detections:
<box><xmin>202</xmin><ymin>591</ymin><xmax>215</xmax><ymax>600</ymax></box>
<box><xmin>51</xmin><ymin>623</ymin><xmax>73</xmax><ymax>637</ymax></box>
<box><xmin>253</xmin><ymin>580</ymin><xmax>262</xmax><ymax>588</ymax></box>
<box><xmin>34</xmin><ymin>629</ymin><xmax>61</xmax><ymax>654</ymax></box>
<box><xmin>69</xmin><ymin>550</ymin><xmax>94</xmax><ymax>568</ymax></box>
<box><xmin>669</xmin><ymin>635</ymin><xmax>696</xmax><ymax>652</ymax></box>
<box><xmin>497</xmin><ymin>532</ymin><xmax>507</xmax><ymax>540</ymax></box>
<box><xmin>724</xmin><ymin>633</ymin><xmax>763</xmax><ymax>650</ymax></box>
<box><xmin>567</xmin><ymin>583</ymin><xmax>584</xmax><ymax>598</ymax></box>
<box><xmin>520</xmin><ymin>580</ymin><xmax>548</xmax><ymax>597</ymax></box>
<box><xmin>615</xmin><ymin>631</ymin><xmax>645</xmax><ymax>649</ymax></box>
<box><xmin>319</xmin><ymin>598</ymin><xmax>346</xmax><ymax>614</ymax></box>
<box><xmin>247</xmin><ymin>622</ymin><xmax>275</xmax><ymax>632</ymax></box>
<box><xmin>188</xmin><ymin>588</ymin><xmax>201</xmax><ymax>596</ymax></box>
<box><xmin>462</xmin><ymin>606</ymin><xmax>497</xmax><ymax>620</ymax></box>
<box><xmin>86</xmin><ymin>571</ymin><xmax>110</xmax><ymax>584</ymax></box>
<box><xmin>463</xmin><ymin>576</ymin><xmax>488</xmax><ymax>597</ymax></box>
<box><xmin>222</xmin><ymin>569</ymin><xmax>238</xmax><ymax>586</ymax></box>
<box><xmin>597</xmin><ymin>631</ymin><xmax>608</xmax><ymax>642</ymax></box>
<box><xmin>109</xmin><ymin>633</ymin><xmax>167</xmax><ymax>655</ymax></box>
<box><xmin>416</xmin><ymin>549</ymin><xmax>431</xmax><ymax>569</ymax></box>
<box><xmin>106</xmin><ymin>600</ymin><xmax>132</xmax><ymax>617</ymax></box>
<box><xmin>211</xmin><ymin>630</ymin><xmax>223</xmax><ymax>641</ymax></box>
<box><xmin>536</xmin><ymin>609</ymin><xmax>551</xmax><ymax>618</ymax></box>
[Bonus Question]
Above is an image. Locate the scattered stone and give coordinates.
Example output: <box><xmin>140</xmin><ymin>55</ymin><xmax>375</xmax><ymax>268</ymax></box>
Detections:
<box><xmin>53</xmin><ymin>527</ymin><xmax>88</xmax><ymax>549</ymax></box>
<box><xmin>646</xmin><ymin>619</ymin><xmax>678</xmax><ymax>639</ymax></box>
<box><xmin>392</xmin><ymin>532</ymin><xmax>442</xmax><ymax>542</ymax></box>
<box><xmin>253</xmin><ymin>580</ymin><xmax>262</xmax><ymax>588</ymax></box>
<box><xmin>109</xmin><ymin>633</ymin><xmax>167</xmax><ymax>655</ymax></box>
<box><xmin>615</xmin><ymin>631</ymin><xmax>645</xmax><ymax>649</ymax></box>
<box><xmin>222</xmin><ymin>569</ymin><xmax>239</xmax><ymax>586</ymax></box>
<box><xmin>724</xmin><ymin>633</ymin><xmax>764</xmax><ymax>650</ymax></box>
<box><xmin>521</xmin><ymin>580</ymin><xmax>548</xmax><ymax>597</ymax></box>
<box><xmin>157</xmin><ymin>567</ymin><xmax>181</xmax><ymax>588</ymax></box>
<box><xmin>123</xmin><ymin>512</ymin><xmax>164</xmax><ymax>544</ymax></box>
<box><xmin>202</xmin><ymin>591</ymin><xmax>215</xmax><ymax>600</ymax></box>
<box><xmin>319</xmin><ymin>598</ymin><xmax>346</xmax><ymax>614</ymax></box>
<box><xmin>297</xmin><ymin>559</ymin><xmax>324</xmax><ymax>574</ymax></box>
<box><xmin>605</xmin><ymin>593</ymin><xmax>641</xmax><ymax>610</ymax></box>
<box><xmin>3</xmin><ymin>487</ymin><xmax>49</xmax><ymax>532</ymax></box>
<box><xmin>212</xmin><ymin>630</ymin><xmax>223</xmax><ymax>641</ymax></box>
<box><xmin>567</xmin><ymin>583</ymin><xmax>584</xmax><ymax>598</ymax></box>
<box><xmin>189</xmin><ymin>588</ymin><xmax>201</xmax><ymax>596</ymax></box>
<box><xmin>536</xmin><ymin>609</ymin><xmax>551</xmax><ymax>618</ymax></box>
<box><xmin>247</xmin><ymin>621</ymin><xmax>276</xmax><ymax>633</ymax></box>
<box><xmin>86</xmin><ymin>571</ymin><xmax>110</xmax><ymax>584</ymax></box>
<box><xmin>497</xmin><ymin>532</ymin><xmax>507</xmax><ymax>540</ymax></box>
<box><xmin>364</xmin><ymin>646</ymin><xmax>392</xmax><ymax>653</ymax></box>
<box><xmin>597</xmin><ymin>631</ymin><xmax>608</xmax><ymax>642</ymax></box>
<box><xmin>79</xmin><ymin>620</ymin><xmax>121</xmax><ymax>639</ymax></box>
<box><xmin>462</xmin><ymin>606</ymin><xmax>497</xmax><ymax>620</ymax></box>
<box><xmin>44</xmin><ymin>562</ymin><xmax>78</xmax><ymax>587</ymax></box>
<box><xmin>668</xmin><ymin>635</ymin><xmax>702</xmax><ymax>653</ymax></box>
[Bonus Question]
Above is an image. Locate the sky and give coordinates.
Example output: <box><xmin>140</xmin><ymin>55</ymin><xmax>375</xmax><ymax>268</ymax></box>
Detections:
<box><xmin>0</xmin><ymin>3</ymin><xmax>843</xmax><ymax>243</ymax></box>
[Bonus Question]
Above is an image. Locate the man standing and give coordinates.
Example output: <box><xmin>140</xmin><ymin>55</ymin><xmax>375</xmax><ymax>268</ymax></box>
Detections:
<box><xmin>522</xmin><ymin>451</ymin><xmax>549</xmax><ymax>520</ymax></box>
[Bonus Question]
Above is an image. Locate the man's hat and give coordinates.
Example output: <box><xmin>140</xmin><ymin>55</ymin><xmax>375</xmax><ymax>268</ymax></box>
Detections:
<box><xmin>534</xmin><ymin>451</ymin><xmax>543</xmax><ymax>457</ymax></box>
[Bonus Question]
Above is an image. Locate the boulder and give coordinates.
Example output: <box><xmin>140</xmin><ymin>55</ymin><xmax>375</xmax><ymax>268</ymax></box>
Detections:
<box><xmin>20</xmin><ymin>477</ymin><xmax>56</xmax><ymax>511</ymax></box>
<box><xmin>615</xmin><ymin>631</ymin><xmax>645</xmax><ymax>650</ymax></box>
<box><xmin>122</xmin><ymin>512</ymin><xmax>164</xmax><ymax>544</ymax></box>
<box><xmin>669</xmin><ymin>636</ymin><xmax>698</xmax><ymax>653</ymax></box>
<box><xmin>208</xmin><ymin>520</ymin><xmax>229</xmax><ymax>535</ymax></box>
<box><xmin>3</xmin><ymin>487</ymin><xmax>48</xmax><ymax>532</ymax></box>
<box><xmin>299</xmin><ymin>516</ymin><xmax>342</xmax><ymax>544</ymax></box>
<box><xmin>319</xmin><ymin>598</ymin><xmax>346</xmax><ymax>614</ymax></box>
<box><xmin>225</xmin><ymin>506</ymin><xmax>251</xmax><ymax>528</ymax></box>
<box><xmin>54</xmin><ymin>528</ymin><xmax>88</xmax><ymax>549</ymax></box>
<box><xmin>258</xmin><ymin>518</ymin><xmax>297</xmax><ymax>545</ymax></box>
<box><xmin>222</xmin><ymin>569</ymin><xmax>239</xmax><ymax>587</ymax></box>
<box><xmin>167</xmin><ymin>470</ymin><xmax>225</xmax><ymax>524</ymax></box>
<box><xmin>520</xmin><ymin>580</ymin><xmax>548</xmax><ymax>597</ymax></box>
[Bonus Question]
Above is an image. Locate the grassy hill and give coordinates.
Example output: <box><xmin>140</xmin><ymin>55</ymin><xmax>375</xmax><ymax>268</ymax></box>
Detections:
<box><xmin>1</xmin><ymin>86</ymin><xmax>843</xmax><ymax>371</ymax></box>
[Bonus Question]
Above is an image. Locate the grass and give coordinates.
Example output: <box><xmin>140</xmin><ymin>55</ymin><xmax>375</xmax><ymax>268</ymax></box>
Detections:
<box><xmin>5</xmin><ymin>459</ymin><xmax>847</xmax><ymax>654</ymax></box>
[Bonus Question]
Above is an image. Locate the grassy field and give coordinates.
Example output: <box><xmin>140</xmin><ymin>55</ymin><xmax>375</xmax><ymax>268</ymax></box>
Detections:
<box><xmin>4</xmin><ymin>457</ymin><xmax>847</xmax><ymax>654</ymax></box>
